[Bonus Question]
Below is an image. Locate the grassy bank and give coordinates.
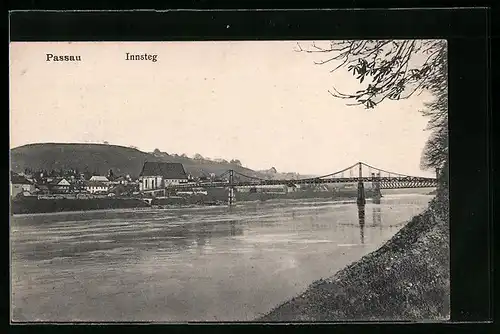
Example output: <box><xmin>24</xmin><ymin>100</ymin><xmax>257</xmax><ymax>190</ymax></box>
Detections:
<box><xmin>257</xmin><ymin>191</ymin><xmax>450</xmax><ymax>321</ymax></box>
<box><xmin>10</xmin><ymin>198</ymin><xmax>150</xmax><ymax>214</ymax></box>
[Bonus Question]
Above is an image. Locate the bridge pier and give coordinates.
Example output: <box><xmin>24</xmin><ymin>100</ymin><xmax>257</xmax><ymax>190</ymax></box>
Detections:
<box><xmin>228</xmin><ymin>169</ymin><xmax>235</xmax><ymax>208</ymax></box>
<box><xmin>371</xmin><ymin>172</ymin><xmax>382</xmax><ymax>203</ymax></box>
<box><xmin>356</xmin><ymin>162</ymin><xmax>366</xmax><ymax>206</ymax></box>
<box><xmin>357</xmin><ymin>181</ymin><xmax>366</xmax><ymax>206</ymax></box>
<box><xmin>228</xmin><ymin>187</ymin><xmax>235</xmax><ymax>207</ymax></box>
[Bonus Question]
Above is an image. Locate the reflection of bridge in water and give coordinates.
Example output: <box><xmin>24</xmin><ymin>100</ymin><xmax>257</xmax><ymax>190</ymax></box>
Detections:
<box><xmin>167</xmin><ymin>162</ymin><xmax>438</xmax><ymax>207</ymax></box>
<box><xmin>358</xmin><ymin>206</ymin><xmax>383</xmax><ymax>245</ymax></box>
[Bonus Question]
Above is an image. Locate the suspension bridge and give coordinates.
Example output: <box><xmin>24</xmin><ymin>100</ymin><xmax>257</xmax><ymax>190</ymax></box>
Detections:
<box><xmin>166</xmin><ymin>162</ymin><xmax>438</xmax><ymax>207</ymax></box>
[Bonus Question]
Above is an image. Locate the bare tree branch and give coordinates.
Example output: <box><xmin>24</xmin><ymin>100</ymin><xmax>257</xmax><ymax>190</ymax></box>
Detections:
<box><xmin>297</xmin><ymin>39</ymin><xmax>448</xmax><ymax>172</ymax></box>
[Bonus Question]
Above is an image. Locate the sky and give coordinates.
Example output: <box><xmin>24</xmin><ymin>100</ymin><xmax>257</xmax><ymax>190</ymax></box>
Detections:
<box><xmin>9</xmin><ymin>41</ymin><xmax>439</xmax><ymax>177</ymax></box>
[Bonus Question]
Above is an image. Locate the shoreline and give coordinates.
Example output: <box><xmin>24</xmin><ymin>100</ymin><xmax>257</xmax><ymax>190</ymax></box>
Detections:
<box><xmin>10</xmin><ymin>196</ymin><xmax>388</xmax><ymax>217</ymax></box>
<box><xmin>10</xmin><ymin>187</ymin><xmax>435</xmax><ymax>216</ymax></box>
<box><xmin>256</xmin><ymin>194</ymin><xmax>449</xmax><ymax>321</ymax></box>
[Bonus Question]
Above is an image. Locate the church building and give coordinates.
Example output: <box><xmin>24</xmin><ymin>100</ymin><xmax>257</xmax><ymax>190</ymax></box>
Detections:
<box><xmin>138</xmin><ymin>162</ymin><xmax>189</xmax><ymax>192</ymax></box>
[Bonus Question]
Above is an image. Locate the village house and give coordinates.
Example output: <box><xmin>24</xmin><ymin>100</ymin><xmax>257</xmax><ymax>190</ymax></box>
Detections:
<box><xmin>36</xmin><ymin>177</ymin><xmax>72</xmax><ymax>195</ymax></box>
<box><xmin>286</xmin><ymin>183</ymin><xmax>299</xmax><ymax>193</ymax></box>
<box><xmin>10</xmin><ymin>173</ymin><xmax>36</xmax><ymax>197</ymax></box>
<box><xmin>107</xmin><ymin>175</ymin><xmax>133</xmax><ymax>187</ymax></box>
<box><xmin>139</xmin><ymin>162</ymin><xmax>189</xmax><ymax>193</ymax></box>
<box><xmin>47</xmin><ymin>178</ymin><xmax>71</xmax><ymax>194</ymax></box>
<box><xmin>114</xmin><ymin>175</ymin><xmax>130</xmax><ymax>185</ymax></box>
<box><xmin>84</xmin><ymin>181</ymin><xmax>108</xmax><ymax>194</ymax></box>
<box><xmin>70</xmin><ymin>179</ymin><xmax>87</xmax><ymax>193</ymax></box>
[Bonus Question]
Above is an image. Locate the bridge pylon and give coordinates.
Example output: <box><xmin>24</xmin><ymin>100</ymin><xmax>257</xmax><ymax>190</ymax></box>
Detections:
<box><xmin>357</xmin><ymin>162</ymin><xmax>366</xmax><ymax>206</ymax></box>
<box><xmin>228</xmin><ymin>169</ymin><xmax>235</xmax><ymax>208</ymax></box>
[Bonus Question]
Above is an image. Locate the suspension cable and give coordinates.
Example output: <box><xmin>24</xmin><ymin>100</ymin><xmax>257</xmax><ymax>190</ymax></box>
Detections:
<box><xmin>296</xmin><ymin>162</ymin><xmax>360</xmax><ymax>181</ymax></box>
<box><xmin>218</xmin><ymin>170</ymin><xmax>231</xmax><ymax>179</ymax></box>
<box><xmin>233</xmin><ymin>170</ymin><xmax>267</xmax><ymax>181</ymax></box>
<box><xmin>360</xmin><ymin>162</ymin><xmax>425</xmax><ymax>178</ymax></box>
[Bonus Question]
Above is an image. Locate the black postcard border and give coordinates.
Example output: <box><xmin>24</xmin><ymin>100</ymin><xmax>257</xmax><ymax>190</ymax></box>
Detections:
<box><xmin>5</xmin><ymin>7</ymin><xmax>493</xmax><ymax>333</ymax></box>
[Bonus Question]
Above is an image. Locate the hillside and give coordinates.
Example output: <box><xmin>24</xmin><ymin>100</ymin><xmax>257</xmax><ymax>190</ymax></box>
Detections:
<box><xmin>257</xmin><ymin>167</ymin><xmax>317</xmax><ymax>180</ymax></box>
<box><xmin>10</xmin><ymin>143</ymin><xmax>273</xmax><ymax>179</ymax></box>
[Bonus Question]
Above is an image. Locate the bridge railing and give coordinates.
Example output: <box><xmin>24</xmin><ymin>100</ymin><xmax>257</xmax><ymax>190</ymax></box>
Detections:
<box><xmin>164</xmin><ymin>175</ymin><xmax>437</xmax><ymax>190</ymax></box>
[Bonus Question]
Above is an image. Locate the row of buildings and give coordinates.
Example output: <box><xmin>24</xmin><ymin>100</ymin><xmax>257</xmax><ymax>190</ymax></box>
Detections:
<box><xmin>10</xmin><ymin>162</ymin><xmax>192</xmax><ymax>199</ymax></box>
<box><xmin>10</xmin><ymin>171</ymin><xmax>137</xmax><ymax>198</ymax></box>
<box><xmin>11</xmin><ymin>161</ymin><xmax>334</xmax><ymax>199</ymax></box>
<box><xmin>137</xmin><ymin>162</ymin><xmax>302</xmax><ymax>197</ymax></box>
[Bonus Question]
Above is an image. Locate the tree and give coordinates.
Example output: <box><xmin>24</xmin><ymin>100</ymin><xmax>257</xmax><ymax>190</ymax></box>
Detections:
<box><xmin>193</xmin><ymin>153</ymin><xmax>204</xmax><ymax>160</ymax></box>
<box><xmin>419</xmin><ymin>83</ymin><xmax>448</xmax><ymax>171</ymax></box>
<box><xmin>296</xmin><ymin>40</ymin><xmax>448</xmax><ymax>176</ymax></box>
<box><xmin>153</xmin><ymin>148</ymin><xmax>161</xmax><ymax>154</ymax></box>
<box><xmin>230</xmin><ymin>159</ymin><xmax>242</xmax><ymax>166</ymax></box>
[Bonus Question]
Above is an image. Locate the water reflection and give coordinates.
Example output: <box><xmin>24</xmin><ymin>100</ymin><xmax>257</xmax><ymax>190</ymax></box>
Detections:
<box><xmin>195</xmin><ymin>227</ymin><xmax>209</xmax><ymax>248</ymax></box>
<box><xmin>13</xmin><ymin>218</ymin><xmax>246</xmax><ymax>262</ymax></box>
<box><xmin>358</xmin><ymin>206</ymin><xmax>365</xmax><ymax>245</ymax></box>
<box><xmin>372</xmin><ymin>207</ymin><xmax>382</xmax><ymax>227</ymax></box>
<box><xmin>164</xmin><ymin>221</ymin><xmax>245</xmax><ymax>252</ymax></box>
<box><xmin>230</xmin><ymin>220</ymin><xmax>237</xmax><ymax>237</ymax></box>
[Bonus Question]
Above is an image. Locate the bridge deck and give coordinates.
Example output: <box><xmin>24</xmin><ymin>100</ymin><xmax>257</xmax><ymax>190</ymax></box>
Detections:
<box><xmin>165</xmin><ymin>176</ymin><xmax>437</xmax><ymax>190</ymax></box>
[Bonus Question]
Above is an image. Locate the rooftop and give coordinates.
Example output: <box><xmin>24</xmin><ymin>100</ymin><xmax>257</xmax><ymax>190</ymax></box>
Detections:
<box><xmin>47</xmin><ymin>178</ymin><xmax>70</xmax><ymax>186</ymax></box>
<box><xmin>84</xmin><ymin>181</ymin><xmax>108</xmax><ymax>187</ymax></box>
<box><xmin>139</xmin><ymin>162</ymin><xmax>188</xmax><ymax>179</ymax></box>
<box><xmin>90</xmin><ymin>175</ymin><xmax>109</xmax><ymax>182</ymax></box>
<box><xmin>11</xmin><ymin>173</ymin><xmax>32</xmax><ymax>185</ymax></box>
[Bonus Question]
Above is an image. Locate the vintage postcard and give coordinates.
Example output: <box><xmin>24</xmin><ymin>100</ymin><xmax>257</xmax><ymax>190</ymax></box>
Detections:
<box><xmin>10</xmin><ymin>40</ymin><xmax>449</xmax><ymax>322</ymax></box>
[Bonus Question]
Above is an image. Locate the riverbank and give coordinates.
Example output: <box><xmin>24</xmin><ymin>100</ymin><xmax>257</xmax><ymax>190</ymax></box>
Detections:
<box><xmin>11</xmin><ymin>189</ymin><xmax>379</xmax><ymax>215</ymax></box>
<box><xmin>257</xmin><ymin>193</ymin><xmax>450</xmax><ymax>321</ymax></box>
<box><xmin>10</xmin><ymin>198</ymin><xmax>150</xmax><ymax>215</ymax></box>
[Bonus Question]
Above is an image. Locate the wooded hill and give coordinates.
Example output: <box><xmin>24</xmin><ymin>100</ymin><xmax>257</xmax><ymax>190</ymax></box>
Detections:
<box><xmin>10</xmin><ymin>143</ymin><xmax>287</xmax><ymax>179</ymax></box>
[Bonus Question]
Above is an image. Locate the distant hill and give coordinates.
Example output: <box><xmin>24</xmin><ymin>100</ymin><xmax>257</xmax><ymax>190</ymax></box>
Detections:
<box><xmin>10</xmin><ymin>143</ymin><xmax>272</xmax><ymax>179</ymax></box>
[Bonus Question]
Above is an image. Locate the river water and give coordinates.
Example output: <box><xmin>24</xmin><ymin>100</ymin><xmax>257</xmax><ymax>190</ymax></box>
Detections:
<box><xmin>11</xmin><ymin>189</ymin><xmax>433</xmax><ymax>322</ymax></box>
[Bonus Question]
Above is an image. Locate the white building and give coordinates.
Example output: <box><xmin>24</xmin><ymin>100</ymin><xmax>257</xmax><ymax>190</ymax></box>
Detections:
<box><xmin>85</xmin><ymin>181</ymin><xmax>108</xmax><ymax>194</ymax></box>
<box><xmin>10</xmin><ymin>173</ymin><xmax>36</xmax><ymax>197</ymax></box>
<box><xmin>139</xmin><ymin>162</ymin><xmax>189</xmax><ymax>191</ymax></box>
